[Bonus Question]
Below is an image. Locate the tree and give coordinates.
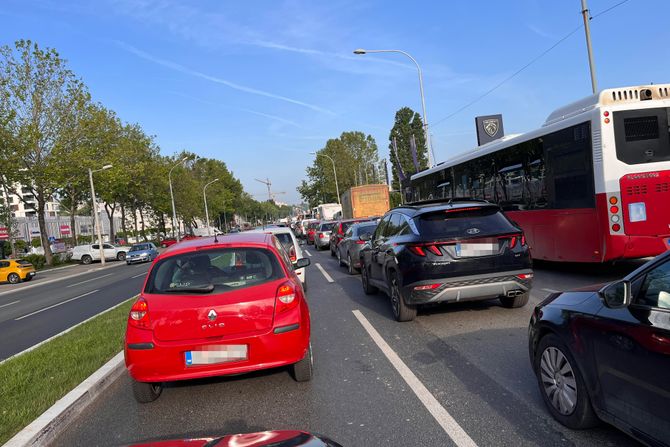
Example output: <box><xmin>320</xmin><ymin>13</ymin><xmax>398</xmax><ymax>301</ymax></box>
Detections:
<box><xmin>388</xmin><ymin>107</ymin><xmax>428</xmax><ymax>191</ymax></box>
<box><xmin>0</xmin><ymin>40</ymin><xmax>90</xmax><ymax>264</ymax></box>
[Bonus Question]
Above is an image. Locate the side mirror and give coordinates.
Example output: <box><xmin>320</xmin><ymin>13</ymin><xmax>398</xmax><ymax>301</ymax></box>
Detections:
<box><xmin>359</xmin><ymin>233</ymin><xmax>371</xmax><ymax>241</ymax></box>
<box><xmin>294</xmin><ymin>258</ymin><xmax>310</xmax><ymax>269</ymax></box>
<box><xmin>599</xmin><ymin>280</ymin><xmax>632</xmax><ymax>309</ymax></box>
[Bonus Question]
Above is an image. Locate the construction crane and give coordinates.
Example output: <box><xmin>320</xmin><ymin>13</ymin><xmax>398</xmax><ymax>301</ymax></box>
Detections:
<box><xmin>254</xmin><ymin>177</ymin><xmax>285</xmax><ymax>202</ymax></box>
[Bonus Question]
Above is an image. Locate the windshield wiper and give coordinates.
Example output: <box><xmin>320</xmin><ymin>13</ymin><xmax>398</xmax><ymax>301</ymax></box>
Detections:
<box><xmin>160</xmin><ymin>284</ymin><xmax>215</xmax><ymax>293</ymax></box>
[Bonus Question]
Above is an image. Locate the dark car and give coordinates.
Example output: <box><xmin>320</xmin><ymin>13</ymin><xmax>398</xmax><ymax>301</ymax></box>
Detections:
<box><xmin>528</xmin><ymin>251</ymin><xmax>670</xmax><ymax>446</ymax></box>
<box><xmin>359</xmin><ymin>200</ymin><xmax>533</xmax><ymax>322</ymax></box>
<box><xmin>329</xmin><ymin>218</ymin><xmax>373</xmax><ymax>257</ymax></box>
<box><xmin>337</xmin><ymin>221</ymin><xmax>378</xmax><ymax>275</ymax></box>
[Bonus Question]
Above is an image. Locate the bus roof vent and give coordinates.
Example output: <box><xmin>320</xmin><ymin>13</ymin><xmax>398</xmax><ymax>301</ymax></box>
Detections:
<box><xmin>660</xmin><ymin>87</ymin><xmax>669</xmax><ymax>98</ymax></box>
<box><xmin>611</xmin><ymin>89</ymin><xmax>638</xmax><ymax>102</ymax></box>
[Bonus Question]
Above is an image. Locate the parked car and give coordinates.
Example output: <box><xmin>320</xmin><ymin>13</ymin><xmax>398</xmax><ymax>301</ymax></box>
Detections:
<box><xmin>0</xmin><ymin>259</ymin><xmax>36</xmax><ymax>284</ymax></box>
<box><xmin>126</xmin><ymin>243</ymin><xmax>159</xmax><ymax>265</ymax></box>
<box><xmin>71</xmin><ymin>243</ymin><xmax>128</xmax><ymax>264</ymax></box>
<box><xmin>528</xmin><ymin>251</ymin><xmax>670</xmax><ymax>446</ymax></box>
<box><xmin>359</xmin><ymin>200</ymin><xmax>533</xmax><ymax>322</ymax></box>
<box><xmin>124</xmin><ymin>233</ymin><xmax>312</xmax><ymax>403</ymax></box>
<box><xmin>329</xmin><ymin>218</ymin><xmax>373</xmax><ymax>257</ymax></box>
<box><xmin>248</xmin><ymin>226</ymin><xmax>308</xmax><ymax>290</ymax></box>
<box><xmin>306</xmin><ymin>221</ymin><xmax>320</xmax><ymax>245</ymax></box>
<box><xmin>314</xmin><ymin>221</ymin><xmax>335</xmax><ymax>251</ymax></box>
<box><xmin>336</xmin><ymin>221</ymin><xmax>378</xmax><ymax>275</ymax></box>
<box><xmin>159</xmin><ymin>235</ymin><xmax>198</xmax><ymax>248</ymax></box>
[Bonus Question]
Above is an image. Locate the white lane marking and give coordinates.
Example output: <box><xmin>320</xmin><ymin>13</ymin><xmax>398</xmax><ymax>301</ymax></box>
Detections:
<box><xmin>0</xmin><ymin>297</ymin><xmax>135</xmax><ymax>365</ymax></box>
<box><xmin>303</xmin><ymin>249</ymin><xmax>312</xmax><ymax>257</ymax></box>
<box><xmin>541</xmin><ymin>288</ymin><xmax>559</xmax><ymax>293</ymax></box>
<box><xmin>66</xmin><ymin>273</ymin><xmax>113</xmax><ymax>288</ymax></box>
<box><xmin>15</xmin><ymin>290</ymin><xmax>100</xmax><ymax>321</ymax></box>
<box><xmin>0</xmin><ymin>300</ymin><xmax>20</xmax><ymax>309</ymax></box>
<box><xmin>131</xmin><ymin>272</ymin><xmax>146</xmax><ymax>279</ymax></box>
<box><xmin>315</xmin><ymin>263</ymin><xmax>334</xmax><ymax>283</ymax></box>
<box><xmin>352</xmin><ymin>310</ymin><xmax>478</xmax><ymax>447</ymax></box>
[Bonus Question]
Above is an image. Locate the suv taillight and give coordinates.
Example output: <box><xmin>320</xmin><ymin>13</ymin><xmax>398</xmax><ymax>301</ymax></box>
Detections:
<box><xmin>129</xmin><ymin>297</ymin><xmax>150</xmax><ymax>328</ymax></box>
<box><xmin>408</xmin><ymin>244</ymin><xmax>442</xmax><ymax>257</ymax></box>
<box><xmin>276</xmin><ymin>282</ymin><xmax>298</xmax><ymax>313</ymax></box>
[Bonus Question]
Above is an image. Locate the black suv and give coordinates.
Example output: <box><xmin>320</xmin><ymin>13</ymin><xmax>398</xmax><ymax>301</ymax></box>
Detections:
<box><xmin>359</xmin><ymin>200</ymin><xmax>533</xmax><ymax>321</ymax></box>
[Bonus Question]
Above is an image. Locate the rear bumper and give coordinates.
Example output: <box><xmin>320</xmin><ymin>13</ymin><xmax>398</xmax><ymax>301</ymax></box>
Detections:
<box><xmin>19</xmin><ymin>270</ymin><xmax>36</xmax><ymax>279</ymax></box>
<box><xmin>315</xmin><ymin>237</ymin><xmax>330</xmax><ymax>248</ymax></box>
<box><xmin>125</xmin><ymin>324</ymin><xmax>309</xmax><ymax>383</ymax></box>
<box><xmin>403</xmin><ymin>270</ymin><xmax>533</xmax><ymax>305</ymax></box>
<box><xmin>605</xmin><ymin>234</ymin><xmax>670</xmax><ymax>261</ymax></box>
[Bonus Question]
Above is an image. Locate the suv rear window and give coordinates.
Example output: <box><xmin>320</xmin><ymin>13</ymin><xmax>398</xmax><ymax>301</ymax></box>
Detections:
<box><xmin>416</xmin><ymin>207</ymin><xmax>518</xmax><ymax>239</ymax></box>
<box><xmin>319</xmin><ymin>223</ymin><xmax>333</xmax><ymax>231</ymax></box>
<box><xmin>145</xmin><ymin>248</ymin><xmax>283</xmax><ymax>294</ymax></box>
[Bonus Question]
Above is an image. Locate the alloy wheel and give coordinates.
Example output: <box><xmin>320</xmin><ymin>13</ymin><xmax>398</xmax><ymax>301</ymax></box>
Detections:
<box><xmin>390</xmin><ymin>278</ymin><xmax>400</xmax><ymax>317</ymax></box>
<box><xmin>540</xmin><ymin>346</ymin><xmax>578</xmax><ymax>415</ymax></box>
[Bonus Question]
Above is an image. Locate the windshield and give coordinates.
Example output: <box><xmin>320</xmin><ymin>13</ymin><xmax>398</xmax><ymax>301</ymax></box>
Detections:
<box><xmin>145</xmin><ymin>248</ymin><xmax>283</xmax><ymax>294</ymax></box>
<box><xmin>416</xmin><ymin>207</ymin><xmax>518</xmax><ymax>239</ymax></box>
<box><xmin>319</xmin><ymin>223</ymin><xmax>333</xmax><ymax>231</ymax></box>
<box><xmin>130</xmin><ymin>244</ymin><xmax>150</xmax><ymax>252</ymax></box>
<box><xmin>614</xmin><ymin>107</ymin><xmax>670</xmax><ymax>164</ymax></box>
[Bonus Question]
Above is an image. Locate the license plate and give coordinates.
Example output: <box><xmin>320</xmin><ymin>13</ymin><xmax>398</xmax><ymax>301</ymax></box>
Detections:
<box><xmin>185</xmin><ymin>345</ymin><xmax>248</xmax><ymax>366</ymax></box>
<box><xmin>455</xmin><ymin>243</ymin><xmax>498</xmax><ymax>257</ymax></box>
<box><xmin>28</xmin><ymin>272</ymin><xmax>36</xmax><ymax>276</ymax></box>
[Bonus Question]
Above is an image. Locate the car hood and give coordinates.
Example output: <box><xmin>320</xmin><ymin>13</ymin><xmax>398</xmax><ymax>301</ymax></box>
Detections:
<box><xmin>128</xmin><ymin>431</ymin><xmax>342</xmax><ymax>447</ymax></box>
<box><xmin>128</xmin><ymin>250</ymin><xmax>152</xmax><ymax>256</ymax></box>
<box><xmin>543</xmin><ymin>290</ymin><xmax>597</xmax><ymax>308</ymax></box>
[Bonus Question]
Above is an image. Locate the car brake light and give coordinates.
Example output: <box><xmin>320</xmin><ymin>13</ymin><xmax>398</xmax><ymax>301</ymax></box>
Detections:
<box><xmin>426</xmin><ymin>245</ymin><xmax>442</xmax><ymax>256</ymax></box>
<box><xmin>318</xmin><ymin>233</ymin><xmax>323</xmax><ymax>238</ymax></box>
<box><xmin>516</xmin><ymin>273</ymin><xmax>533</xmax><ymax>280</ymax></box>
<box><xmin>289</xmin><ymin>246</ymin><xmax>297</xmax><ymax>262</ymax></box>
<box><xmin>509</xmin><ymin>236</ymin><xmax>517</xmax><ymax>249</ymax></box>
<box><xmin>276</xmin><ymin>282</ymin><xmax>298</xmax><ymax>313</ymax></box>
<box><xmin>414</xmin><ymin>283</ymin><xmax>441</xmax><ymax>291</ymax></box>
<box><xmin>129</xmin><ymin>298</ymin><xmax>149</xmax><ymax>328</ymax></box>
<box><xmin>521</xmin><ymin>235</ymin><xmax>526</xmax><ymax>246</ymax></box>
<box><xmin>408</xmin><ymin>246</ymin><xmax>426</xmax><ymax>256</ymax></box>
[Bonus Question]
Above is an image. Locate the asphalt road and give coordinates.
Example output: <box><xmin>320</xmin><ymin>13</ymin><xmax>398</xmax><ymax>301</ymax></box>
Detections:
<box><xmin>53</xmin><ymin>248</ymin><xmax>646</xmax><ymax>447</ymax></box>
<box><xmin>0</xmin><ymin>260</ymin><xmax>152</xmax><ymax>361</ymax></box>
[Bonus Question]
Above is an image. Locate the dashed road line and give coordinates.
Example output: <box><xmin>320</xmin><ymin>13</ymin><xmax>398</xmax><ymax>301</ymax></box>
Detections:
<box><xmin>131</xmin><ymin>272</ymin><xmax>146</xmax><ymax>279</ymax></box>
<box><xmin>303</xmin><ymin>249</ymin><xmax>312</xmax><ymax>257</ymax></box>
<box><xmin>0</xmin><ymin>300</ymin><xmax>20</xmax><ymax>309</ymax></box>
<box><xmin>315</xmin><ymin>263</ymin><xmax>334</xmax><ymax>283</ymax></box>
<box><xmin>15</xmin><ymin>290</ymin><xmax>99</xmax><ymax>321</ymax></box>
<box><xmin>352</xmin><ymin>309</ymin><xmax>478</xmax><ymax>447</ymax></box>
<box><xmin>66</xmin><ymin>273</ymin><xmax>113</xmax><ymax>288</ymax></box>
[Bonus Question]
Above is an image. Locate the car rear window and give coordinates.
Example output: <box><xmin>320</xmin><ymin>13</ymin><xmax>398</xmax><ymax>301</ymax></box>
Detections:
<box><xmin>145</xmin><ymin>248</ymin><xmax>284</xmax><ymax>295</ymax></box>
<box><xmin>131</xmin><ymin>244</ymin><xmax>150</xmax><ymax>251</ymax></box>
<box><xmin>16</xmin><ymin>260</ymin><xmax>32</xmax><ymax>266</ymax></box>
<box><xmin>319</xmin><ymin>223</ymin><xmax>333</xmax><ymax>231</ymax></box>
<box><xmin>357</xmin><ymin>224</ymin><xmax>377</xmax><ymax>238</ymax></box>
<box><xmin>416</xmin><ymin>207</ymin><xmax>518</xmax><ymax>239</ymax></box>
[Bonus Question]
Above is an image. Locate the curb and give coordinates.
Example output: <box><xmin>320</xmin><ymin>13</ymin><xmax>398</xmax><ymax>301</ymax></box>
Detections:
<box><xmin>3</xmin><ymin>351</ymin><xmax>125</xmax><ymax>447</ymax></box>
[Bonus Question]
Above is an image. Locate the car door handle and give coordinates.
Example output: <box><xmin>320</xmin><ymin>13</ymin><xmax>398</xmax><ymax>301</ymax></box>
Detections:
<box><xmin>651</xmin><ymin>333</ymin><xmax>670</xmax><ymax>345</ymax></box>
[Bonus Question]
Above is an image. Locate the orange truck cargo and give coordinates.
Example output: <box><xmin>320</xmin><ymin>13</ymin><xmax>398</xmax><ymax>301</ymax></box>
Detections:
<box><xmin>340</xmin><ymin>184</ymin><xmax>390</xmax><ymax>219</ymax></box>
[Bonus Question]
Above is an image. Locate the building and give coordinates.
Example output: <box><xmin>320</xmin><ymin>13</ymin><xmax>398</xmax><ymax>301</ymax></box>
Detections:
<box><xmin>3</xmin><ymin>185</ymin><xmax>61</xmax><ymax>218</ymax></box>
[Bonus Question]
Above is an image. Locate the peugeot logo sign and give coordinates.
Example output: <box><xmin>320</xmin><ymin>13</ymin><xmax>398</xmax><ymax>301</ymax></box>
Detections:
<box><xmin>466</xmin><ymin>228</ymin><xmax>481</xmax><ymax>235</ymax></box>
<box><xmin>207</xmin><ymin>309</ymin><xmax>217</xmax><ymax>321</ymax></box>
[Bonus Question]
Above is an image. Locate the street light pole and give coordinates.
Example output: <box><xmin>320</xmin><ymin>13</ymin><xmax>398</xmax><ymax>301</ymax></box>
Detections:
<box><xmin>203</xmin><ymin>178</ymin><xmax>220</xmax><ymax>236</ymax></box>
<box><xmin>169</xmin><ymin>157</ymin><xmax>189</xmax><ymax>242</ymax></box>
<box><xmin>353</xmin><ymin>48</ymin><xmax>435</xmax><ymax>167</ymax></box>
<box><xmin>310</xmin><ymin>152</ymin><xmax>340</xmax><ymax>205</ymax></box>
<box><xmin>581</xmin><ymin>0</ymin><xmax>598</xmax><ymax>94</ymax></box>
<box><xmin>88</xmin><ymin>164</ymin><xmax>112</xmax><ymax>265</ymax></box>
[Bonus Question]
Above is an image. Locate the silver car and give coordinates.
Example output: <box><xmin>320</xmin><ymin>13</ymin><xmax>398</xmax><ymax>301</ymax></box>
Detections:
<box><xmin>314</xmin><ymin>221</ymin><xmax>335</xmax><ymax>251</ymax></box>
<box><xmin>336</xmin><ymin>222</ymin><xmax>377</xmax><ymax>275</ymax></box>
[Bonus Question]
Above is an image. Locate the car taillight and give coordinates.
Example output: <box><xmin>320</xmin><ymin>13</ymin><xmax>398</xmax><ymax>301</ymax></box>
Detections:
<box><xmin>408</xmin><ymin>244</ymin><xmax>442</xmax><ymax>256</ymax></box>
<box><xmin>408</xmin><ymin>245</ymin><xmax>426</xmax><ymax>256</ymax></box>
<box><xmin>521</xmin><ymin>235</ymin><xmax>526</xmax><ymax>246</ymax></box>
<box><xmin>129</xmin><ymin>297</ymin><xmax>149</xmax><ymax>328</ymax></box>
<box><xmin>276</xmin><ymin>282</ymin><xmax>298</xmax><ymax>313</ymax></box>
<box><xmin>509</xmin><ymin>236</ymin><xmax>517</xmax><ymax>249</ymax></box>
<box><xmin>289</xmin><ymin>246</ymin><xmax>297</xmax><ymax>262</ymax></box>
<box><xmin>318</xmin><ymin>233</ymin><xmax>323</xmax><ymax>238</ymax></box>
<box><xmin>516</xmin><ymin>273</ymin><xmax>533</xmax><ymax>280</ymax></box>
<box><xmin>356</xmin><ymin>239</ymin><xmax>366</xmax><ymax>244</ymax></box>
<box><xmin>414</xmin><ymin>283</ymin><xmax>441</xmax><ymax>291</ymax></box>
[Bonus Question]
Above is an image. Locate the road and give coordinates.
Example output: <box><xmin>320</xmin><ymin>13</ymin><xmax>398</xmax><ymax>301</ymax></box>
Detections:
<box><xmin>53</xmin><ymin>248</ymin><xmax>645</xmax><ymax>446</ymax></box>
<box><xmin>0</xmin><ymin>260</ymin><xmax>151</xmax><ymax>362</ymax></box>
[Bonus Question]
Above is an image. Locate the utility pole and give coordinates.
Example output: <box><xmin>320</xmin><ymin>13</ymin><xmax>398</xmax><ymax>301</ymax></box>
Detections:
<box><xmin>581</xmin><ymin>0</ymin><xmax>598</xmax><ymax>94</ymax></box>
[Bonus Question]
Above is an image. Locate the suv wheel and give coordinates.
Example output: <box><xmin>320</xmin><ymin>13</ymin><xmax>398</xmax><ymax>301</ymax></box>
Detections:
<box><xmin>81</xmin><ymin>255</ymin><xmax>92</xmax><ymax>265</ymax></box>
<box><xmin>117</xmin><ymin>252</ymin><xmax>126</xmax><ymax>261</ymax></box>
<box><xmin>389</xmin><ymin>272</ymin><xmax>416</xmax><ymax>322</ymax></box>
<box><xmin>500</xmin><ymin>291</ymin><xmax>529</xmax><ymax>308</ymax></box>
<box><xmin>132</xmin><ymin>380</ymin><xmax>162</xmax><ymax>403</ymax></box>
<box><xmin>534</xmin><ymin>334</ymin><xmax>599</xmax><ymax>429</ymax></box>
<box><xmin>361</xmin><ymin>265</ymin><xmax>378</xmax><ymax>295</ymax></box>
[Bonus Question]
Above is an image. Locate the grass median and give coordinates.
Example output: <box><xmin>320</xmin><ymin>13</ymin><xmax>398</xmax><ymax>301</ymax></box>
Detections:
<box><xmin>0</xmin><ymin>299</ymin><xmax>133</xmax><ymax>444</ymax></box>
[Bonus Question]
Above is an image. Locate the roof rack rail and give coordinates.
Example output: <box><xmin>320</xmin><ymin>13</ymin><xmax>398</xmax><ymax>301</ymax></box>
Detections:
<box><xmin>400</xmin><ymin>197</ymin><xmax>492</xmax><ymax>208</ymax></box>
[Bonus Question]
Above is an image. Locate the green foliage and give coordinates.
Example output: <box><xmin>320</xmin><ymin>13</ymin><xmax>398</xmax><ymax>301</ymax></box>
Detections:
<box><xmin>389</xmin><ymin>107</ymin><xmax>428</xmax><ymax>190</ymax></box>
<box><xmin>30</xmin><ymin>237</ymin><xmax>41</xmax><ymax>248</ymax></box>
<box><xmin>22</xmin><ymin>254</ymin><xmax>46</xmax><ymax>269</ymax></box>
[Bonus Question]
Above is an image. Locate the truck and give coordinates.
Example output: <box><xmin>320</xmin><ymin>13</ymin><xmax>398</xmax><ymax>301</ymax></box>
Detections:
<box><xmin>340</xmin><ymin>184</ymin><xmax>390</xmax><ymax>219</ymax></box>
<box><xmin>315</xmin><ymin>203</ymin><xmax>342</xmax><ymax>221</ymax></box>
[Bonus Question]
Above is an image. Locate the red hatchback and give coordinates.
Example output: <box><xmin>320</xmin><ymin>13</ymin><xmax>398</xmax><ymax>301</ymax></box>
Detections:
<box><xmin>124</xmin><ymin>233</ymin><xmax>312</xmax><ymax>403</ymax></box>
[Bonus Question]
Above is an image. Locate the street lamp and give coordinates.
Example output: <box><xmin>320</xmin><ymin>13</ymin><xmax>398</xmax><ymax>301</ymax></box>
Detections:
<box><xmin>88</xmin><ymin>164</ymin><xmax>112</xmax><ymax>265</ymax></box>
<box><xmin>310</xmin><ymin>152</ymin><xmax>340</xmax><ymax>205</ymax></box>
<box><xmin>353</xmin><ymin>48</ymin><xmax>435</xmax><ymax>167</ymax></box>
<box><xmin>203</xmin><ymin>178</ymin><xmax>220</xmax><ymax>236</ymax></box>
<box><xmin>169</xmin><ymin>156</ymin><xmax>190</xmax><ymax>242</ymax></box>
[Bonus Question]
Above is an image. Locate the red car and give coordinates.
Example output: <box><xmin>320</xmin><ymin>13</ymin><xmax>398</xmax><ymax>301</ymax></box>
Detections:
<box><xmin>159</xmin><ymin>234</ymin><xmax>199</xmax><ymax>248</ymax></box>
<box><xmin>124</xmin><ymin>233</ymin><xmax>312</xmax><ymax>403</ymax></box>
<box><xmin>306</xmin><ymin>221</ymin><xmax>320</xmax><ymax>245</ymax></box>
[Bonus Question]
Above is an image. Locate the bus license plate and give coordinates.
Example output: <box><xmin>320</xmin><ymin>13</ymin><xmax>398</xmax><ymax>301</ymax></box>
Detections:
<box><xmin>185</xmin><ymin>345</ymin><xmax>248</xmax><ymax>366</ymax></box>
<box><xmin>456</xmin><ymin>243</ymin><xmax>497</xmax><ymax>257</ymax></box>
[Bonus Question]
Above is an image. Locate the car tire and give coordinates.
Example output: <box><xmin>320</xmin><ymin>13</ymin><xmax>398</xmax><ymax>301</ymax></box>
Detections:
<box><xmin>81</xmin><ymin>255</ymin><xmax>92</xmax><ymax>265</ymax></box>
<box><xmin>291</xmin><ymin>343</ymin><xmax>313</xmax><ymax>382</ymax></box>
<box><xmin>131</xmin><ymin>380</ymin><xmax>162</xmax><ymax>403</ymax></box>
<box><xmin>347</xmin><ymin>254</ymin><xmax>356</xmax><ymax>275</ymax></box>
<box><xmin>389</xmin><ymin>272</ymin><xmax>416</xmax><ymax>322</ymax></box>
<box><xmin>126</xmin><ymin>261</ymin><xmax>131</xmax><ymax>265</ymax></box>
<box><xmin>500</xmin><ymin>291</ymin><xmax>530</xmax><ymax>308</ymax></box>
<box><xmin>330</xmin><ymin>244</ymin><xmax>336</xmax><ymax>257</ymax></box>
<box><xmin>7</xmin><ymin>273</ymin><xmax>21</xmax><ymax>284</ymax></box>
<box><xmin>534</xmin><ymin>334</ymin><xmax>599</xmax><ymax>429</ymax></box>
<box><xmin>361</xmin><ymin>264</ymin><xmax>378</xmax><ymax>295</ymax></box>
<box><xmin>23</xmin><ymin>276</ymin><xmax>33</xmax><ymax>282</ymax></box>
<box><xmin>337</xmin><ymin>249</ymin><xmax>345</xmax><ymax>267</ymax></box>
<box><xmin>117</xmin><ymin>252</ymin><xmax>126</xmax><ymax>261</ymax></box>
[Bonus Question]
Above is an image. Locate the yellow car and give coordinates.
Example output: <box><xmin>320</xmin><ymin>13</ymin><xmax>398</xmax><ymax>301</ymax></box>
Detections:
<box><xmin>0</xmin><ymin>259</ymin><xmax>36</xmax><ymax>284</ymax></box>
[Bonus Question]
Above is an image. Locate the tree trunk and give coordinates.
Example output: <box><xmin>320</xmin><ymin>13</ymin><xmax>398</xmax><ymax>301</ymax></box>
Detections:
<box><xmin>139</xmin><ymin>209</ymin><xmax>147</xmax><ymax>241</ymax></box>
<box><xmin>69</xmin><ymin>188</ymin><xmax>78</xmax><ymax>246</ymax></box>
<box><xmin>132</xmin><ymin>205</ymin><xmax>139</xmax><ymax>241</ymax></box>
<box><xmin>159</xmin><ymin>213</ymin><xmax>166</xmax><ymax>237</ymax></box>
<box><xmin>120</xmin><ymin>203</ymin><xmax>127</xmax><ymax>241</ymax></box>
<box><xmin>104</xmin><ymin>203</ymin><xmax>116</xmax><ymax>243</ymax></box>
<box><xmin>37</xmin><ymin>191</ymin><xmax>54</xmax><ymax>265</ymax></box>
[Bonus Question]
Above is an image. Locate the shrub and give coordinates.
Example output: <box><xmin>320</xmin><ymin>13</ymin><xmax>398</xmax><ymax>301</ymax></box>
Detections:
<box><xmin>22</xmin><ymin>254</ymin><xmax>46</xmax><ymax>270</ymax></box>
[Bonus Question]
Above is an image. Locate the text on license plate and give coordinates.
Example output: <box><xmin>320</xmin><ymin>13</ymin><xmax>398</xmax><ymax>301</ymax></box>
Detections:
<box><xmin>185</xmin><ymin>345</ymin><xmax>248</xmax><ymax>366</ymax></box>
<box><xmin>455</xmin><ymin>243</ymin><xmax>498</xmax><ymax>257</ymax></box>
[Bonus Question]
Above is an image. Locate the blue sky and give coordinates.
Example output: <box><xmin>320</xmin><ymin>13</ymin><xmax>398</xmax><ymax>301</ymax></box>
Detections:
<box><xmin>2</xmin><ymin>0</ymin><xmax>668</xmax><ymax>203</ymax></box>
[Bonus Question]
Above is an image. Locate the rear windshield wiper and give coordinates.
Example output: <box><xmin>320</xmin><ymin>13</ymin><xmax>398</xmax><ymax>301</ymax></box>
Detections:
<box><xmin>159</xmin><ymin>284</ymin><xmax>215</xmax><ymax>293</ymax></box>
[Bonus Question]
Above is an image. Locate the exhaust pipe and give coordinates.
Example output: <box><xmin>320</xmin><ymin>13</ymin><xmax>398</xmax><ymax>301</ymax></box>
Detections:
<box><xmin>506</xmin><ymin>290</ymin><xmax>524</xmax><ymax>297</ymax></box>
